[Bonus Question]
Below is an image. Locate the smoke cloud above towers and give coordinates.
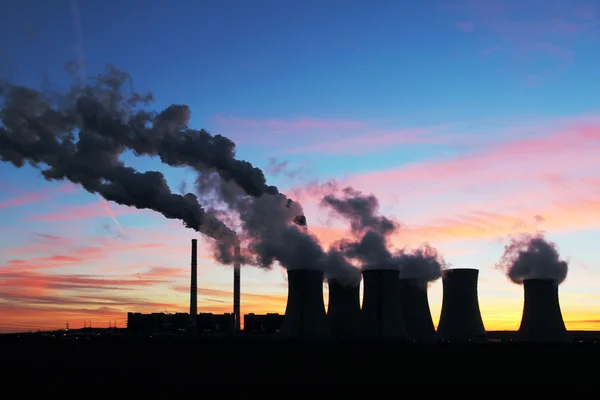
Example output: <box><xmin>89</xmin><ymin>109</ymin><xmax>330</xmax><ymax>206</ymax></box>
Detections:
<box><xmin>496</xmin><ymin>232</ymin><xmax>569</xmax><ymax>284</ymax></box>
<box><xmin>321</xmin><ymin>187</ymin><xmax>445</xmax><ymax>282</ymax></box>
<box><xmin>194</xmin><ymin>171</ymin><xmax>361</xmax><ymax>286</ymax></box>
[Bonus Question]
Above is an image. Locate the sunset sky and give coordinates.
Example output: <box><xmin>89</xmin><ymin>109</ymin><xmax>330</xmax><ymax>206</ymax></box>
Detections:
<box><xmin>1</xmin><ymin>0</ymin><xmax>600</xmax><ymax>333</ymax></box>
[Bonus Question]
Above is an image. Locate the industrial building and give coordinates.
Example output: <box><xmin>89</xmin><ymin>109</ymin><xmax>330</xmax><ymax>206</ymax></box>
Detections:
<box><xmin>361</xmin><ymin>269</ymin><xmax>408</xmax><ymax>340</ymax></box>
<box><xmin>398</xmin><ymin>278</ymin><xmax>437</xmax><ymax>343</ymax></box>
<box><xmin>280</xmin><ymin>269</ymin><xmax>330</xmax><ymax>339</ymax></box>
<box><xmin>244</xmin><ymin>313</ymin><xmax>284</xmax><ymax>334</ymax></box>
<box><xmin>327</xmin><ymin>278</ymin><xmax>361</xmax><ymax>339</ymax></box>
<box><xmin>437</xmin><ymin>268</ymin><xmax>487</xmax><ymax>343</ymax></box>
<box><xmin>518</xmin><ymin>279</ymin><xmax>570</xmax><ymax>343</ymax></box>
<box><xmin>123</xmin><ymin>238</ymin><xmax>578</xmax><ymax>343</ymax></box>
<box><xmin>127</xmin><ymin>312</ymin><xmax>235</xmax><ymax>334</ymax></box>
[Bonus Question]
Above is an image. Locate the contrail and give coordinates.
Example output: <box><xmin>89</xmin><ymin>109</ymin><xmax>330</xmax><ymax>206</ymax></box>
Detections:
<box><xmin>70</xmin><ymin>0</ymin><xmax>124</xmax><ymax>234</ymax></box>
<box><xmin>99</xmin><ymin>197</ymin><xmax>125</xmax><ymax>236</ymax></box>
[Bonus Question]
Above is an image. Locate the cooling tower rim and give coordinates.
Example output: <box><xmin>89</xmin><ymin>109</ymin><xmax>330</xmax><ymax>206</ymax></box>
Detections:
<box><xmin>444</xmin><ymin>268</ymin><xmax>479</xmax><ymax>272</ymax></box>
<box><xmin>326</xmin><ymin>277</ymin><xmax>361</xmax><ymax>288</ymax></box>
<box><xmin>361</xmin><ymin>268</ymin><xmax>399</xmax><ymax>274</ymax></box>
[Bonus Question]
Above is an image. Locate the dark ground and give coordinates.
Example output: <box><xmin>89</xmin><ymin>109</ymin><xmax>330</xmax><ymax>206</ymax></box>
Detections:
<box><xmin>2</xmin><ymin>336</ymin><xmax>599</xmax><ymax>383</ymax></box>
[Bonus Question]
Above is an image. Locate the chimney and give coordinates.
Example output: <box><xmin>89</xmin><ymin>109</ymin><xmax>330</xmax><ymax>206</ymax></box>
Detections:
<box><xmin>398</xmin><ymin>278</ymin><xmax>437</xmax><ymax>343</ymax></box>
<box><xmin>437</xmin><ymin>268</ymin><xmax>487</xmax><ymax>343</ymax></box>
<box><xmin>233</xmin><ymin>242</ymin><xmax>241</xmax><ymax>331</ymax></box>
<box><xmin>519</xmin><ymin>279</ymin><xmax>570</xmax><ymax>343</ymax></box>
<box><xmin>280</xmin><ymin>269</ymin><xmax>330</xmax><ymax>339</ymax></box>
<box><xmin>190</xmin><ymin>239</ymin><xmax>198</xmax><ymax>317</ymax></box>
<box><xmin>361</xmin><ymin>269</ymin><xmax>408</xmax><ymax>340</ymax></box>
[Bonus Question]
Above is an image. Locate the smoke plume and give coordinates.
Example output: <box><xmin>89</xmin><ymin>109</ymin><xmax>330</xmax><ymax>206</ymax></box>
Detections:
<box><xmin>322</xmin><ymin>186</ymin><xmax>445</xmax><ymax>283</ymax></box>
<box><xmin>396</xmin><ymin>244</ymin><xmax>447</xmax><ymax>283</ymax></box>
<box><xmin>321</xmin><ymin>186</ymin><xmax>399</xmax><ymax>270</ymax></box>
<box><xmin>0</xmin><ymin>64</ymin><xmax>286</xmax><ymax>240</ymax></box>
<box><xmin>194</xmin><ymin>172</ymin><xmax>360</xmax><ymax>285</ymax></box>
<box><xmin>496</xmin><ymin>232</ymin><xmax>568</xmax><ymax>284</ymax></box>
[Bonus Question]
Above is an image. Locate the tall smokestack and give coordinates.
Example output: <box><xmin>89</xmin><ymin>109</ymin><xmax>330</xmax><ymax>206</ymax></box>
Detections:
<box><xmin>398</xmin><ymin>279</ymin><xmax>437</xmax><ymax>343</ymax></box>
<box><xmin>280</xmin><ymin>269</ymin><xmax>330</xmax><ymax>339</ymax></box>
<box><xmin>327</xmin><ymin>279</ymin><xmax>361</xmax><ymax>339</ymax></box>
<box><xmin>361</xmin><ymin>269</ymin><xmax>408</xmax><ymax>340</ymax></box>
<box><xmin>519</xmin><ymin>279</ymin><xmax>570</xmax><ymax>343</ymax></box>
<box><xmin>233</xmin><ymin>242</ymin><xmax>241</xmax><ymax>331</ymax></box>
<box><xmin>190</xmin><ymin>239</ymin><xmax>198</xmax><ymax>317</ymax></box>
<box><xmin>437</xmin><ymin>268</ymin><xmax>487</xmax><ymax>343</ymax></box>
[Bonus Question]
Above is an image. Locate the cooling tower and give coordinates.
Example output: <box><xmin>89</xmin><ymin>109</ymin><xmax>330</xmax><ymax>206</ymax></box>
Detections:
<box><xmin>361</xmin><ymin>269</ymin><xmax>409</xmax><ymax>340</ymax></box>
<box><xmin>190</xmin><ymin>239</ymin><xmax>198</xmax><ymax>317</ymax></box>
<box><xmin>437</xmin><ymin>268</ymin><xmax>487</xmax><ymax>343</ymax></box>
<box><xmin>518</xmin><ymin>279</ymin><xmax>570</xmax><ymax>343</ymax></box>
<box><xmin>398</xmin><ymin>279</ymin><xmax>437</xmax><ymax>343</ymax></box>
<box><xmin>233</xmin><ymin>243</ymin><xmax>241</xmax><ymax>331</ymax></box>
<box><xmin>280</xmin><ymin>269</ymin><xmax>330</xmax><ymax>339</ymax></box>
<box><xmin>327</xmin><ymin>279</ymin><xmax>361</xmax><ymax>339</ymax></box>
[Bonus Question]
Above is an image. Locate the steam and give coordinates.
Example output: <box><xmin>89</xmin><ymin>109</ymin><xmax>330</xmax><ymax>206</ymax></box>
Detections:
<box><xmin>322</xmin><ymin>187</ymin><xmax>399</xmax><ymax>270</ymax></box>
<box><xmin>396</xmin><ymin>244</ymin><xmax>446</xmax><ymax>283</ymax></box>
<box><xmin>496</xmin><ymin>232</ymin><xmax>568</xmax><ymax>284</ymax></box>
<box><xmin>322</xmin><ymin>186</ymin><xmax>445</xmax><ymax>282</ymax></box>
<box><xmin>0</xmin><ymin>64</ymin><xmax>285</xmax><ymax>240</ymax></box>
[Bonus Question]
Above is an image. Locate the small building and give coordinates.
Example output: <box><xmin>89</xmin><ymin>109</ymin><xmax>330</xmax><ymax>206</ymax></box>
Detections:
<box><xmin>244</xmin><ymin>313</ymin><xmax>283</xmax><ymax>334</ymax></box>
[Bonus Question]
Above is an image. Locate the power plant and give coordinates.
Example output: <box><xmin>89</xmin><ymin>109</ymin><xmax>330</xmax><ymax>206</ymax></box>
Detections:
<box><xmin>280</xmin><ymin>269</ymin><xmax>330</xmax><ymax>339</ymax></box>
<box><xmin>437</xmin><ymin>268</ymin><xmax>487</xmax><ymax>343</ymax></box>
<box><xmin>125</xmin><ymin>241</ymin><xmax>578</xmax><ymax>344</ymax></box>
<box><xmin>518</xmin><ymin>279</ymin><xmax>570</xmax><ymax>343</ymax></box>
<box><xmin>327</xmin><ymin>279</ymin><xmax>361</xmax><ymax>339</ymax></box>
<box><xmin>398</xmin><ymin>279</ymin><xmax>437</xmax><ymax>343</ymax></box>
<box><xmin>361</xmin><ymin>269</ymin><xmax>408</xmax><ymax>340</ymax></box>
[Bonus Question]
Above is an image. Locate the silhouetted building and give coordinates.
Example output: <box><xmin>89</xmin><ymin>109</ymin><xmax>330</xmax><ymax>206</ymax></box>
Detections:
<box><xmin>519</xmin><ymin>279</ymin><xmax>570</xmax><ymax>343</ymax></box>
<box><xmin>244</xmin><ymin>313</ymin><xmax>284</xmax><ymax>334</ymax></box>
<box><xmin>398</xmin><ymin>278</ymin><xmax>437</xmax><ymax>343</ymax></box>
<box><xmin>361</xmin><ymin>269</ymin><xmax>408</xmax><ymax>340</ymax></box>
<box><xmin>327</xmin><ymin>278</ymin><xmax>361</xmax><ymax>339</ymax></box>
<box><xmin>437</xmin><ymin>268</ymin><xmax>487</xmax><ymax>343</ymax></box>
<box><xmin>280</xmin><ymin>269</ymin><xmax>330</xmax><ymax>339</ymax></box>
<box><xmin>127</xmin><ymin>312</ymin><xmax>235</xmax><ymax>335</ymax></box>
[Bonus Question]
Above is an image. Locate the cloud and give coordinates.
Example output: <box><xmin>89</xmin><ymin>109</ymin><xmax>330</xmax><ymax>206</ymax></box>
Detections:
<box><xmin>286</xmin><ymin>115</ymin><xmax>600</xmax><ymax>246</ymax></box>
<box><xmin>0</xmin><ymin>183</ymin><xmax>77</xmax><ymax>209</ymax></box>
<box><xmin>24</xmin><ymin>202</ymin><xmax>140</xmax><ymax>222</ymax></box>
<box><xmin>445</xmin><ymin>0</ymin><xmax>599</xmax><ymax>78</ymax></box>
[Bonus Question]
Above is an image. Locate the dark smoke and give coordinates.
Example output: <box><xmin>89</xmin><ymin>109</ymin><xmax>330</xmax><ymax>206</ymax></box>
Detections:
<box><xmin>0</xmin><ymin>64</ymin><xmax>285</xmax><ymax>240</ymax></box>
<box><xmin>195</xmin><ymin>172</ymin><xmax>360</xmax><ymax>286</ymax></box>
<box><xmin>396</xmin><ymin>244</ymin><xmax>447</xmax><ymax>283</ymax></box>
<box><xmin>322</xmin><ymin>186</ymin><xmax>445</xmax><ymax>283</ymax></box>
<box><xmin>496</xmin><ymin>232</ymin><xmax>568</xmax><ymax>284</ymax></box>
<box><xmin>321</xmin><ymin>186</ymin><xmax>399</xmax><ymax>270</ymax></box>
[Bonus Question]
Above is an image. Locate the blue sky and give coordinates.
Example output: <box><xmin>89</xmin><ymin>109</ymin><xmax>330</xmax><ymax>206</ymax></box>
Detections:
<box><xmin>1</xmin><ymin>0</ymin><xmax>600</xmax><ymax>332</ymax></box>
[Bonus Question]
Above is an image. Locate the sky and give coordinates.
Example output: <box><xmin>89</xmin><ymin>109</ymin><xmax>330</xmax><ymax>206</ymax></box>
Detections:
<box><xmin>1</xmin><ymin>0</ymin><xmax>600</xmax><ymax>333</ymax></box>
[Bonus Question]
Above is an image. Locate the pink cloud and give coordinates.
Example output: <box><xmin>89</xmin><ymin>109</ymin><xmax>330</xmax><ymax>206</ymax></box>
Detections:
<box><xmin>0</xmin><ymin>183</ymin><xmax>76</xmax><ymax>209</ymax></box>
<box><xmin>284</xmin><ymin>115</ymin><xmax>600</xmax><ymax>246</ymax></box>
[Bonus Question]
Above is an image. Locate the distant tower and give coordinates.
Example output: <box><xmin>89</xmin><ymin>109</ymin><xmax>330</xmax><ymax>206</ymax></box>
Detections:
<box><xmin>327</xmin><ymin>278</ymin><xmax>361</xmax><ymax>339</ymax></box>
<box><xmin>398</xmin><ymin>279</ymin><xmax>437</xmax><ymax>343</ymax></box>
<box><xmin>361</xmin><ymin>269</ymin><xmax>409</xmax><ymax>340</ymax></box>
<box><xmin>280</xmin><ymin>269</ymin><xmax>330</xmax><ymax>339</ymax></box>
<box><xmin>437</xmin><ymin>268</ymin><xmax>487</xmax><ymax>343</ymax></box>
<box><xmin>518</xmin><ymin>279</ymin><xmax>570</xmax><ymax>343</ymax></box>
<box><xmin>233</xmin><ymin>241</ymin><xmax>241</xmax><ymax>331</ymax></box>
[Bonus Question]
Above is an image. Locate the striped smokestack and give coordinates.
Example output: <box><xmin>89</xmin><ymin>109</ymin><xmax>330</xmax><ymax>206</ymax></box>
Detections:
<box><xmin>190</xmin><ymin>239</ymin><xmax>198</xmax><ymax>317</ymax></box>
<box><xmin>233</xmin><ymin>241</ymin><xmax>241</xmax><ymax>331</ymax></box>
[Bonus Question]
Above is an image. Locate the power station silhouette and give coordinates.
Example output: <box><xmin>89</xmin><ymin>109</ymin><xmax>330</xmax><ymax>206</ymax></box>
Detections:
<box><xmin>131</xmin><ymin>239</ymin><xmax>574</xmax><ymax>343</ymax></box>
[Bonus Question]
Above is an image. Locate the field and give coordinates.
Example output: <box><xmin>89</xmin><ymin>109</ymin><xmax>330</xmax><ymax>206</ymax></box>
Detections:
<box><xmin>2</xmin><ymin>335</ymin><xmax>599</xmax><ymax>383</ymax></box>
